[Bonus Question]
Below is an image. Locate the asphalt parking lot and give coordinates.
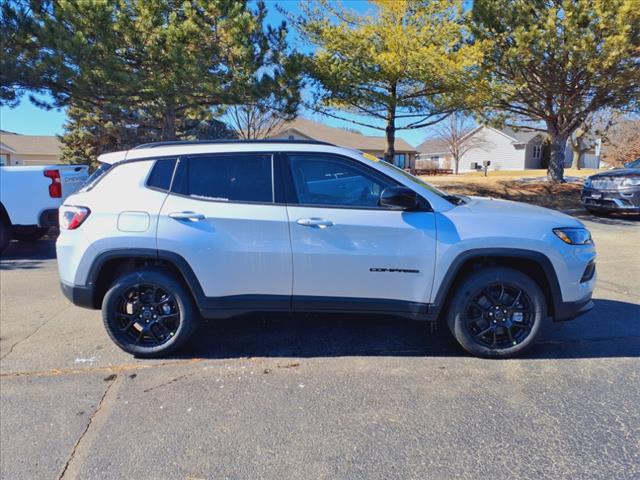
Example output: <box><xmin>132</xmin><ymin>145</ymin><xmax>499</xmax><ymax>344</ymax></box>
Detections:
<box><xmin>1</xmin><ymin>214</ymin><xmax>639</xmax><ymax>480</ymax></box>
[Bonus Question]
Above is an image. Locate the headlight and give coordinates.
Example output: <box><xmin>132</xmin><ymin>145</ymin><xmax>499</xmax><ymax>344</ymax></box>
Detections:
<box><xmin>621</xmin><ymin>177</ymin><xmax>640</xmax><ymax>187</ymax></box>
<box><xmin>553</xmin><ymin>228</ymin><xmax>592</xmax><ymax>245</ymax></box>
<box><xmin>584</xmin><ymin>177</ymin><xmax>592</xmax><ymax>188</ymax></box>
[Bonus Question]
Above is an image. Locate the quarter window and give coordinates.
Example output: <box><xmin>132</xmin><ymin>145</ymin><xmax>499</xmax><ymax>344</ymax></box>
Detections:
<box><xmin>147</xmin><ymin>158</ymin><xmax>177</xmax><ymax>191</ymax></box>
<box><xmin>287</xmin><ymin>154</ymin><xmax>395</xmax><ymax>208</ymax></box>
<box><xmin>172</xmin><ymin>154</ymin><xmax>273</xmax><ymax>203</ymax></box>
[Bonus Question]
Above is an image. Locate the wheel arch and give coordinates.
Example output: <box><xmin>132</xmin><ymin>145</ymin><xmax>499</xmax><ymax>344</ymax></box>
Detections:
<box><xmin>0</xmin><ymin>202</ymin><xmax>11</xmax><ymax>226</ymax></box>
<box><xmin>87</xmin><ymin>249</ymin><xmax>205</xmax><ymax>309</ymax></box>
<box><xmin>432</xmin><ymin>248</ymin><xmax>562</xmax><ymax>320</ymax></box>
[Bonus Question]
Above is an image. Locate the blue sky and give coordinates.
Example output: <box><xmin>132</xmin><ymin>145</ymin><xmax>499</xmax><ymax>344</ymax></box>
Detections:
<box><xmin>0</xmin><ymin>0</ymin><xmax>432</xmax><ymax>147</ymax></box>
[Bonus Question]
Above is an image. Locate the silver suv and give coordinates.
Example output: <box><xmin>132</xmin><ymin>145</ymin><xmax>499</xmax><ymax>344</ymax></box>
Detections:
<box><xmin>56</xmin><ymin>140</ymin><xmax>596</xmax><ymax>358</ymax></box>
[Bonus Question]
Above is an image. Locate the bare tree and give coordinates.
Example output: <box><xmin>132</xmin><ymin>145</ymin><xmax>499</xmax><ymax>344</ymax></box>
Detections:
<box><xmin>569</xmin><ymin>111</ymin><xmax>619</xmax><ymax>170</ymax></box>
<box><xmin>228</xmin><ymin>104</ymin><xmax>288</xmax><ymax>140</ymax></box>
<box><xmin>602</xmin><ymin>118</ymin><xmax>640</xmax><ymax>167</ymax></box>
<box><xmin>432</xmin><ymin>114</ymin><xmax>492</xmax><ymax>174</ymax></box>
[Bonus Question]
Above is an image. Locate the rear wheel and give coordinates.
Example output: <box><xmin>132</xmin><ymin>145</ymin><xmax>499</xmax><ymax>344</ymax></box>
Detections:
<box><xmin>0</xmin><ymin>221</ymin><xmax>10</xmax><ymax>255</ymax></box>
<box><xmin>102</xmin><ymin>269</ymin><xmax>198</xmax><ymax>358</ymax></box>
<box><xmin>11</xmin><ymin>226</ymin><xmax>50</xmax><ymax>242</ymax></box>
<box><xmin>447</xmin><ymin>267</ymin><xmax>546</xmax><ymax>358</ymax></box>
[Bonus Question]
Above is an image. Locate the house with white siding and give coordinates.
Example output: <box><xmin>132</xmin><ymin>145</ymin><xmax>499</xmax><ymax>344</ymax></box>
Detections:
<box><xmin>416</xmin><ymin>126</ymin><xmax>599</xmax><ymax>172</ymax></box>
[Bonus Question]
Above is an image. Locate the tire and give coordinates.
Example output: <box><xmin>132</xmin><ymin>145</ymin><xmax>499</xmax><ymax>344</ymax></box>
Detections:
<box><xmin>102</xmin><ymin>269</ymin><xmax>199</xmax><ymax>358</ymax></box>
<box><xmin>446</xmin><ymin>267</ymin><xmax>546</xmax><ymax>358</ymax></box>
<box><xmin>0</xmin><ymin>221</ymin><xmax>10</xmax><ymax>255</ymax></box>
<box><xmin>11</xmin><ymin>226</ymin><xmax>49</xmax><ymax>242</ymax></box>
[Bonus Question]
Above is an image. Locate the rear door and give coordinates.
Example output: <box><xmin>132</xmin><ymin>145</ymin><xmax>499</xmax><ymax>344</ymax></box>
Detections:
<box><xmin>156</xmin><ymin>152</ymin><xmax>292</xmax><ymax>312</ymax></box>
<box><xmin>283</xmin><ymin>152</ymin><xmax>437</xmax><ymax>313</ymax></box>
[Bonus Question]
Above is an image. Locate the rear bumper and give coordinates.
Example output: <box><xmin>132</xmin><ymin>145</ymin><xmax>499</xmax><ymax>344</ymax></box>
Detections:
<box><xmin>60</xmin><ymin>281</ymin><xmax>96</xmax><ymax>309</ymax></box>
<box><xmin>553</xmin><ymin>295</ymin><xmax>594</xmax><ymax>322</ymax></box>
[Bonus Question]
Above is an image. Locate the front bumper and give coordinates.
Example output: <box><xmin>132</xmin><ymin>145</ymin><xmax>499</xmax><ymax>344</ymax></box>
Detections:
<box><xmin>554</xmin><ymin>295</ymin><xmax>594</xmax><ymax>322</ymax></box>
<box><xmin>60</xmin><ymin>281</ymin><xmax>96</xmax><ymax>309</ymax></box>
<box><xmin>581</xmin><ymin>187</ymin><xmax>640</xmax><ymax>212</ymax></box>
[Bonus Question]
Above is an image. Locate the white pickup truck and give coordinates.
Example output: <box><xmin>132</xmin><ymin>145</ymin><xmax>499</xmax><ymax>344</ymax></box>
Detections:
<box><xmin>0</xmin><ymin>165</ymin><xmax>89</xmax><ymax>254</ymax></box>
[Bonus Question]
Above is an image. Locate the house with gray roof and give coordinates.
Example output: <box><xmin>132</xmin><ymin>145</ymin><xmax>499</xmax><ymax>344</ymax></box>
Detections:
<box><xmin>0</xmin><ymin>130</ymin><xmax>62</xmax><ymax>166</ymax></box>
<box><xmin>417</xmin><ymin>126</ymin><xmax>551</xmax><ymax>172</ymax></box>
<box><xmin>417</xmin><ymin>125</ymin><xmax>601</xmax><ymax>172</ymax></box>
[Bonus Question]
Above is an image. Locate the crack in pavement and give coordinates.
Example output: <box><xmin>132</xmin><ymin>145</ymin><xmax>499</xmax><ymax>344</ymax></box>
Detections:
<box><xmin>0</xmin><ymin>305</ymin><xmax>72</xmax><ymax>361</ymax></box>
<box><xmin>0</xmin><ymin>357</ymin><xmax>207</xmax><ymax>379</ymax></box>
<box><xmin>58</xmin><ymin>373</ymin><xmax>121</xmax><ymax>480</ymax></box>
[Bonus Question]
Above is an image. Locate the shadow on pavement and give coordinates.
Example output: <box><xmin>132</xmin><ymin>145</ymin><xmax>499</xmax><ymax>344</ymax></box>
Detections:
<box><xmin>0</xmin><ymin>239</ymin><xmax>56</xmax><ymax>270</ymax></box>
<box><xmin>572</xmin><ymin>210</ymin><xmax>640</xmax><ymax>226</ymax></box>
<box><xmin>175</xmin><ymin>298</ymin><xmax>640</xmax><ymax>360</ymax></box>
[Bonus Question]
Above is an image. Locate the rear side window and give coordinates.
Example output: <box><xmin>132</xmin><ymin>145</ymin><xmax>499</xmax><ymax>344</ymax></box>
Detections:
<box><xmin>147</xmin><ymin>158</ymin><xmax>177</xmax><ymax>191</ymax></box>
<box><xmin>172</xmin><ymin>154</ymin><xmax>273</xmax><ymax>203</ymax></box>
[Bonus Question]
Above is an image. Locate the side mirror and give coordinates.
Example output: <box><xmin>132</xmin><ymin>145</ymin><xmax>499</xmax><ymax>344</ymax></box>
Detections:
<box><xmin>379</xmin><ymin>186</ymin><xmax>419</xmax><ymax>210</ymax></box>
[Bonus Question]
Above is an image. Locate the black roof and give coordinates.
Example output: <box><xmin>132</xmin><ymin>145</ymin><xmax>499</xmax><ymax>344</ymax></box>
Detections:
<box><xmin>132</xmin><ymin>139</ymin><xmax>334</xmax><ymax>150</ymax></box>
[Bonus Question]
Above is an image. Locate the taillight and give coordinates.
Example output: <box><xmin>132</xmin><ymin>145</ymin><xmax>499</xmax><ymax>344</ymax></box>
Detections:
<box><xmin>60</xmin><ymin>206</ymin><xmax>90</xmax><ymax>230</ymax></box>
<box><xmin>44</xmin><ymin>169</ymin><xmax>62</xmax><ymax>198</ymax></box>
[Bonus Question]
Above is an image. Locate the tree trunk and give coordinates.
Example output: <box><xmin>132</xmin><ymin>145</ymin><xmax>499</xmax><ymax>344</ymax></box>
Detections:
<box><xmin>453</xmin><ymin>154</ymin><xmax>459</xmax><ymax>175</ymax></box>
<box><xmin>548</xmin><ymin>134</ymin><xmax>567</xmax><ymax>183</ymax></box>
<box><xmin>384</xmin><ymin>116</ymin><xmax>396</xmax><ymax>164</ymax></box>
<box><xmin>161</xmin><ymin>100</ymin><xmax>177</xmax><ymax>141</ymax></box>
<box><xmin>384</xmin><ymin>84</ymin><xmax>397</xmax><ymax>165</ymax></box>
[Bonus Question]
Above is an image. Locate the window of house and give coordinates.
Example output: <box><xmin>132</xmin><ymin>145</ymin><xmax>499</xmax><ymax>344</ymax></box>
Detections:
<box><xmin>533</xmin><ymin>145</ymin><xmax>541</xmax><ymax>159</ymax></box>
<box><xmin>172</xmin><ymin>154</ymin><xmax>273</xmax><ymax>203</ymax></box>
<box><xmin>430</xmin><ymin>156</ymin><xmax>440</xmax><ymax>161</ymax></box>
<box><xmin>287</xmin><ymin>154</ymin><xmax>395</xmax><ymax>208</ymax></box>
<box><xmin>0</xmin><ymin>154</ymin><xmax>7</xmax><ymax>166</ymax></box>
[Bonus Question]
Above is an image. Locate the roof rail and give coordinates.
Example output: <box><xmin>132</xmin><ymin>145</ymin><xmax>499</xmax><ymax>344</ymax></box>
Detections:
<box><xmin>132</xmin><ymin>139</ymin><xmax>335</xmax><ymax>150</ymax></box>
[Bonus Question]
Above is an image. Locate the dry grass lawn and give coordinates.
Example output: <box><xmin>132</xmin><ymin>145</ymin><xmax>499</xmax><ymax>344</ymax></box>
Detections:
<box><xmin>421</xmin><ymin>170</ymin><xmax>592</xmax><ymax>210</ymax></box>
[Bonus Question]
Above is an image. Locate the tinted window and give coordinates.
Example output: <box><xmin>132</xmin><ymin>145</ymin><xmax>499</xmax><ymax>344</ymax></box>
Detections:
<box><xmin>287</xmin><ymin>154</ymin><xmax>394</xmax><ymax>207</ymax></box>
<box><xmin>147</xmin><ymin>158</ymin><xmax>177</xmax><ymax>191</ymax></box>
<box><xmin>173</xmin><ymin>154</ymin><xmax>273</xmax><ymax>203</ymax></box>
<box><xmin>80</xmin><ymin>162</ymin><xmax>113</xmax><ymax>192</ymax></box>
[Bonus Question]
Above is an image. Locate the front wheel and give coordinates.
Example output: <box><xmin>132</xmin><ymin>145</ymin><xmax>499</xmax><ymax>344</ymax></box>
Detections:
<box><xmin>102</xmin><ymin>269</ymin><xmax>199</xmax><ymax>358</ymax></box>
<box><xmin>447</xmin><ymin>267</ymin><xmax>546</xmax><ymax>358</ymax></box>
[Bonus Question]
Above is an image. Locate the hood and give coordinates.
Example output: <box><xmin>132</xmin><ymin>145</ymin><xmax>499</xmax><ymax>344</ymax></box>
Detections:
<box><xmin>589</xmin><ymin>168</ymin><xmax>640</xmax><ymax>179</ymax></box>
<box><xmin>462</xmin><ymin>196</ymin><xmax>583</xmax><ymax>227</ymax></box>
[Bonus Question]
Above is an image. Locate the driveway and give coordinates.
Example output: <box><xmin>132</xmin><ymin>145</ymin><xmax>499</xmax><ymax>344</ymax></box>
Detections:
<box><xmin>1</xmin><ymin>216</ymin><xmax>639</xmax><ymax>479</ymax></box>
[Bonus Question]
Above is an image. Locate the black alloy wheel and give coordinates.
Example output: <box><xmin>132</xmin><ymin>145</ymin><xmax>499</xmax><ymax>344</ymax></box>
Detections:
<box><xmin>114</xmin><ymin>283</ymin><xmax>181</xmax><ymax>347</ymax></box>
<box><xmin>102</xmin><ymin>269</ymin><xmax>198</xmax><ymax>357</ymax></box>
<box><xmin>463</xmin><ymin>283</ymin><xmax>534</xmax><ymax>349</ymax></box>
<box><xmin>447</xmin><ymin>267</ymin><xmax>545</xmax><ymax>358</ymax></box>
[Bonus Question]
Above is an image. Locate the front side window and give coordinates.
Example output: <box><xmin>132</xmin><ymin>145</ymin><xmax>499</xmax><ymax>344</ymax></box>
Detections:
<box><xmin>172</xmin><ymin>153</ymin><xmax>273</xmax><ymax>203</ymax></box>
<box><xmin>287</xmin><ymin>154</ymin><xmax>395</xmax><ymax>208</ymax></box>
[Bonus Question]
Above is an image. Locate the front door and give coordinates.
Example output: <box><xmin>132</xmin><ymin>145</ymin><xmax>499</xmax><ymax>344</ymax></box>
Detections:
<box><xmin>283</xmin><ymin>153</ymin><xmax>437</xmax><ymax>314</ymax></box>
<box><xmin>156</xmin><ymin>152</ymin><xmax>292</xmax><ymax>312</ymax></box>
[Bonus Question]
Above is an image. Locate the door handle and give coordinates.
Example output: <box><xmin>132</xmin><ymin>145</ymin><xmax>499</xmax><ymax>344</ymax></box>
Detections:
<box><xmin>296</xmin><ymin>218</ymin><xmax>334</xmax><ymax>228</ymax></box>
<box><xmin>169</xmin><ymin>211</ymin><xmax>205</xmax><ymax>221</ymax></box>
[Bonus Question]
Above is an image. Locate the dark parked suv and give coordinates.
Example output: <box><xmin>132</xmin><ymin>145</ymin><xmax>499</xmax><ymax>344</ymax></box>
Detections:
<box><xmin>581</xmin><ymin>159</ymin><xmax>640</xmax><ymax>215</ymax></box>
